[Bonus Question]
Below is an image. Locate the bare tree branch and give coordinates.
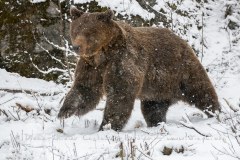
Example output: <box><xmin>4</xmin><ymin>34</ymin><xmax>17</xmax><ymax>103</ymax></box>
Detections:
<box><xmin>180</xmin><ymin>114</ymin><xmax>211</xmax><ymax>137</ymax></box>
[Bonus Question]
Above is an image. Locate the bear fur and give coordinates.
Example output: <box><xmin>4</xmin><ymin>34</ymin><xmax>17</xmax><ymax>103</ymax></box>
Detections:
<box><xmin>58</xmin><ymin>6</ymin><xmax>220</xmax><ymax>131</ymax></box>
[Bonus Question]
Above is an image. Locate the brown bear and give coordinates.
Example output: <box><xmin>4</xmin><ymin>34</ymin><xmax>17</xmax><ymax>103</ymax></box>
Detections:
<box><xmin>58</xmin><ymin>6</ymin><xmax>220</xmax><ymax>131</ymax></box>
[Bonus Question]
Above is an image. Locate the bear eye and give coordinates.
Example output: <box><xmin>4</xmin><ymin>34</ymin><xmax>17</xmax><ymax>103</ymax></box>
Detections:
<box><xmin>90</xmin><ymin>36</ymin><xmax>96</xmax><ymax>42</ymax></box>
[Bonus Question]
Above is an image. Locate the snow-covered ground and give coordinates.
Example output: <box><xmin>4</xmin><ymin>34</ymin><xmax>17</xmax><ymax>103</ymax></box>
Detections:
<box><xmin>0</xmin><ymin>0</ymin><xmax>240</xmax><ymax>160</ymax></box>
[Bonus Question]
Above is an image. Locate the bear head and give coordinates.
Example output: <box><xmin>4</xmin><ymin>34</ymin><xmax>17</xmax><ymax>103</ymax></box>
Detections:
<box><xmin>70</xmin><ymin>6</ymin><xmax>116</xmax><ymax>61</ymax></box>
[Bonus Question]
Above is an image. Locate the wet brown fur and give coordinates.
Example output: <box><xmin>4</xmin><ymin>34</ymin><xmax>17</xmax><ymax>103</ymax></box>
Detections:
<box><xmin>58</xmin><ymin>7</ymin><xmax>220</xmax><ymax>131</ymax></box>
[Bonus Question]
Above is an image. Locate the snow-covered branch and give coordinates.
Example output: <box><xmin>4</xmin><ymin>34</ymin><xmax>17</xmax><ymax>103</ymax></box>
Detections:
<box><xmin>180</xmin><ymin>114</ymin><xmax>211</xmax><ymax>137</ymax></box>
<box><xmin>0</xmin><ymin>88</ymin><xmax>62</xmax><ymax>96</ymax></box>
<box><xmin>44</xmin><ymin>35</ymin><xmax>77</xmax><ymax>57</ymax></box>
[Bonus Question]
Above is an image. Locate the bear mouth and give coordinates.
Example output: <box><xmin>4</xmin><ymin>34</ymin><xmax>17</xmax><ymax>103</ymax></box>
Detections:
<box><xmin>81</xmin><ymin>53</ymin><xmax>98</xmax><ymax>59</ymax></box>
<box><xmin>80</xmin><ymin>48</ymin><xmax>102</xmax><ymax>60</ymax></box>
<box><xmin>80</xmin><ymin>49</ymin><xmax>105</xmax><ymax>66</ymax></box>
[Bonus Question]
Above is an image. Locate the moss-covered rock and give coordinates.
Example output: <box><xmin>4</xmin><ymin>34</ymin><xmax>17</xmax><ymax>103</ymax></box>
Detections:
<box><xmin>0</xmin><ymin>0</ymin><xmax>200</xmax><ymax>83</ymax></box>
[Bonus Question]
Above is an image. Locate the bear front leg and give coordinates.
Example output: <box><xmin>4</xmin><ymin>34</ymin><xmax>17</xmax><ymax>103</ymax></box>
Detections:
<box><xmin>99</xmin><ymin>93</ymin><xmax>135</xmax><ymax>131</ymax></box>
<box><xmin>99</xmin><ymin>64</ymin><xmax>139</xmax><ymax>131</ymax></box>
<box><xmin>58</xmin><ymin>84</ymin><xmax>102</xmax><ymax>119</ymax></box>
<box><xmin>58</xmin><ymin>86</ymin><xmax>82</xmax><ymax>118</ymax></box>
<box><xmin>58</xmin><ymin>59</ymin><xmax>103</xmax><ymax>119</ymax></box>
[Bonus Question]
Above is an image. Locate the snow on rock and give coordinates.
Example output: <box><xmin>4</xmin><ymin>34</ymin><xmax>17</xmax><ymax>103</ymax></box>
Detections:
<box><xmin>29</xmin><ymin>0</ymin><xmax>46</xmax><ymax>3</ymax></box>
<box><xmin>74</xmin><ymin>0</ymin><xmax>155</xmax><ymax>20</ymax></box>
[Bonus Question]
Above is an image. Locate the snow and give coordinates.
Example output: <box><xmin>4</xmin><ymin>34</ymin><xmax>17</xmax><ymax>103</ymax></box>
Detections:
<box><xmin>2</xmin><ymin>0</ymin><xmax>240</xmax><ymax>159</ymax></box>
<box><xmin>29</xmin><ymin>0</ymin><xmax>46</xmax><ymax>3</ymax></box>
<box><xmin>0</xmin><ymin>69</ymin><xmax>65</xmax><ymax>94</ymax></box>
<box><xmin>74</xmin><ymin>0</ymin><xmax>155</xmax><ymax>20</ymax></box>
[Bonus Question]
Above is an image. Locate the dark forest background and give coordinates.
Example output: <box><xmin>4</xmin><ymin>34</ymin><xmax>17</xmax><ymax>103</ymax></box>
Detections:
<box><xmin>0</xmin><ymin>0</ymin><xmax>239</xmax><ymax>83</ymax></box>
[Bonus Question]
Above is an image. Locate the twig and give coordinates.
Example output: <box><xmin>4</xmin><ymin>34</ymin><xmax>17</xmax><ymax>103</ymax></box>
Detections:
<box><xmin>180</xmin><ymin>115</ymin><xmax>211</xmax><ymax>137</ymax></box>
<box><xmin>73</xmin><ymin>142</ymin><xmax>77</xmax><ymax>158</ymax></box>
<box><xmin>31</xmin><ymin>92</ymin><xmax>43</xmax><ymax>110</ymax></box>
<box><xmin>57</xmin><ymin>0</ymin><xmax>74</xmax><ymax>82</ymax></box>
<box><xmin>130</xmin><ymin>139</ymin><xmax>135</xmax><ymax>160</ymax></box>
<box><xmin>10</xmin><ymin>131</ymin><xmax>20</xmax><ymax>150</ymax></box>
<box><xmin>138</xmin><ymin>135</ymin><xmax>163</xmax><ymax>159</ymax></box>
<box><xmin>0</xmin><ymin>109</ymin><xmax>9</xmax><ymax>118</ymax></box>
<box><xmin>63</xmin><ymin>37</ymin><xmax>73</xmax><ymax>81</ymax></box>
<box><xmin>16</xmin><ymin>110</ymin><xmax>21</xmax><ymax>120</ymax></box>
<box><xmin>212</xmin><ymin>144</ymin><xmax>240</xmax><ymax>160</ymax></box>
<box><xmin>35</xmin><ymin>42</ymin><xmax>67</xmax><ymax>68</ymax></box>
<box><xmin>0</xmin><ymin>88</ymin><xmax>62</xmax><ymax>96</ymax></box>
<box><xmin>119</xmin><ymin>142</ymin><xmax>124</xmax><ymax>160</ymax></box>
<box><xmin>140</xmin><ymin>129</ymin><xmax>152</xmax><ymax>135</ymax></box>
<box><xmin>96</xmin><ymin>151</ymin><xmax>109</xmax><ymax>160</ymax></box>
<box><xmin>0</xmin><ymin>141</ymin><xmax>10</xmax><ymax>149</ymax></box>
<box><xmin>44</xmin><ymin>36</ymin><xmax>77</xmax><ymax>56</ymax></box>
<box><xmin>8</xmin><ymin>110</ymin><xmax>18</xmax><ymax>121</ymax></box>
<box><xmin>105</xmin><ymin>135</ymin><xmax>111</xmax><ymax>144</ymax></box>
<box><xmin>0</xmin><ymin>97</ymin><xmax>16</xmax><ymax>105</ymax></box>
<box><xmin>136</xmin><ymin>147</ymin><xmax>154</xmax><ymax>160</ymax></box>
<box><xmin>226</xmin><ymin>27</ymin><xmax>232</xmax><ymax>52</ymax></box>
<box><xmin>223</xmin><ymin>98</ymin><xmax>239</xmax><ymax>112</ymax></box>
<box><xmin>30</xmin><ymin>56</ymin><xmax>67</xmax><ymax>74</ymax></box>
<box><xmin>52</xmin><ymin>136</ymin><xmax>55</xmax><ymax>160</ymax></box>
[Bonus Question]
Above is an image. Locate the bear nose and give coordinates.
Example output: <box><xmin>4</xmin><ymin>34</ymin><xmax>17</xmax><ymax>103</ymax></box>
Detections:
<box><xmin>72</xmin><ymin>45</ymin><xmax>80</xmax><ymax>53</ymax></box>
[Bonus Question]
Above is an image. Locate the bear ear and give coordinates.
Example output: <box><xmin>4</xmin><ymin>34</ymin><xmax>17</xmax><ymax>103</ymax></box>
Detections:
<box><xmin>97</xmin><ymin>9</ymin><xmax>114</xmax><ymax>22</ymax></box>
<box><xmin>70</xmin><ymin>5</ymin><xmax>84</xmax><ymax>20</ymax></box>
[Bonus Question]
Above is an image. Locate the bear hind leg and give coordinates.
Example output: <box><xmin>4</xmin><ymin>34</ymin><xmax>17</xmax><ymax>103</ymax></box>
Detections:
<box><xmin>180</xmin><ymin>80</ymin><xmax>220</xmax><ymax>117</ymax></box>
<box><xmin>141</xmin><ymin>100</ymin><xmax>170</xmax><ymax>127</ymax></box>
